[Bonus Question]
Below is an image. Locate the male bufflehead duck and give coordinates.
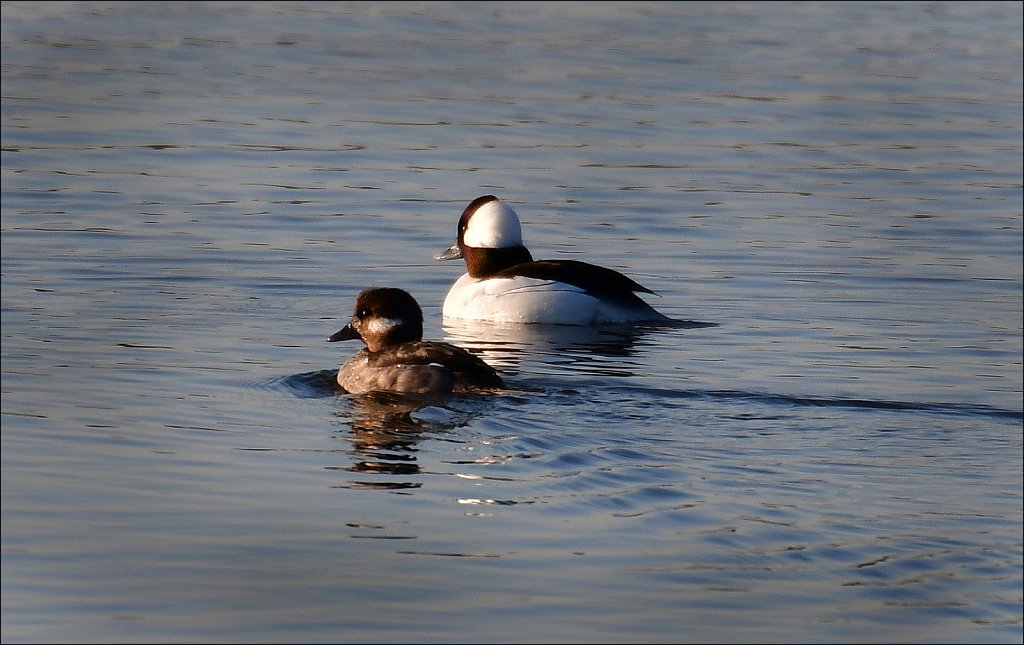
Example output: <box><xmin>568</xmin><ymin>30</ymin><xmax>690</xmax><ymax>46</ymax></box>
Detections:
<box><xmin>435</xmin><ymin>195</ymin><xmax>672</xmax><ymax>325</ymax></box>
<box><xmin>328</xmin><ymin>287</ymin><xmax>504</xmax><ymax>395</ymax></box>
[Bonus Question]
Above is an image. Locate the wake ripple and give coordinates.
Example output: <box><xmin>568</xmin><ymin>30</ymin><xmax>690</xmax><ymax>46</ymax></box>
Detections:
<box><xmin>261</xmin><ymin>371</ymin><xmax>1022</xmax><ymax>422</ymax></box>
<box><xmin>621</xmin><ymin>385</ymin><xmax>1023</xmax><ymax>422</ymax></box>
<box><xmin>261</xmin><ymin>369</ymin><xmax>341</xmax><ymax>398</ymax></box>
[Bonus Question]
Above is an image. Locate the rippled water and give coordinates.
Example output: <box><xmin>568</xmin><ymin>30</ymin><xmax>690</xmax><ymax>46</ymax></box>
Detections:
<box><xmin>2</xmin><ymin>2</ymin><xmax>1022</xmax><ymax>643</ymax></box>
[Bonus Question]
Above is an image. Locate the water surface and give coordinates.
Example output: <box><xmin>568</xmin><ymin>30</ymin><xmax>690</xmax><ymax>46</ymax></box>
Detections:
<box><xmin>2</xmin><ymin>2</ymin><xmax>1022</xmax><ymax>643</ymax></box>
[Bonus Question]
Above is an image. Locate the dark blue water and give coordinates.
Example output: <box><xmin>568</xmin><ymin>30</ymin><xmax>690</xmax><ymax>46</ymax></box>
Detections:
<box><xmin>2</xmin><ymin>2</ymin><xmax>1021</xmax><ymax>643</ymax></box>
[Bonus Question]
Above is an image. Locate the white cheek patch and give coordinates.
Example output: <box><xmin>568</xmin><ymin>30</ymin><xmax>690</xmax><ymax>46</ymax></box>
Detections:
<box><xmin>464</xmin><ymin>200</ymin><xmax>523</xmax><ymax>249</ymax></box>
<box><xmin>367</xmin><ymin>317</ymin><xmax>401</xmax><ymax>335</ymax></box>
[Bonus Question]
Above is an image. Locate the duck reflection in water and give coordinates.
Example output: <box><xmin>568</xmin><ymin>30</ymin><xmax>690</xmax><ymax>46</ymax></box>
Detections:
<box><xmin>333</xmin><ymin>389</ymin><xmax>490</xmax><ymax>490</ymax></box>
<box><xmin>441</xmin><ymin>317</ymin><xmax>716</xmax><ymax>375</ymax></box>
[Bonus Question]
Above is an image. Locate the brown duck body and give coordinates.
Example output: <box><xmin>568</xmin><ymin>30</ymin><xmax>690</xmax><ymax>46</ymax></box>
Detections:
<box><xmin>337</xmin><ymin>341</ymin><xmax>503</xmax><ymax>394</ymax></box>
<box><xmin>330</xmin><ymin>287</ymin><xmax>504</xmax><ymax>395</ymax></box>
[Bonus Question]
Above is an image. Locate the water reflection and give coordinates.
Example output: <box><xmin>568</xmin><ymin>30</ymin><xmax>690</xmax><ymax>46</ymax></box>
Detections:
<box><xmin>330</xmin><ymin>390</ymin><xmax>490</xmax><ymax>491</ymax></box>
<box><xmin>272</xmin><ymin>370</ymin><xmax>501</xmax><ymax>489</ymax></box>
<box><xmin>442</xmin><ymin>318</ymin><xmax>717</xmax><ymax>375</ymax></box>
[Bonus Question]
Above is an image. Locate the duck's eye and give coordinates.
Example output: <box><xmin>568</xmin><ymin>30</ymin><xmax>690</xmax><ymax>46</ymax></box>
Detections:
<box><xmin>357</xmin><ymin>308</ymin><xmax>370</xmax><ymax>319</ymax></box>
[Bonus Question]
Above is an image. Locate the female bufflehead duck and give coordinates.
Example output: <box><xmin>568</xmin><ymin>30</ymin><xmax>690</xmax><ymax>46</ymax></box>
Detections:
<box><xmin>435</xmin><ymin>195</ymin><xmax>671</xmax><ymax>325</ymax></box>
<box><xmin>328</xmin><ymin>287</ymin><xmax>504</xmax><ymax>395</ymax></box>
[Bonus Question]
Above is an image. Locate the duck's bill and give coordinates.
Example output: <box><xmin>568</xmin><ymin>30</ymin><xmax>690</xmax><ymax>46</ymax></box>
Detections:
<box><xmin>434</xmin><ymin>241</ymin><xmax>463</xmax><ymax>261</ymax></box>
<box><xmin>328</xmin><ymin>324</ymin><xmax>360</xmax><ymax>342</ymax></box>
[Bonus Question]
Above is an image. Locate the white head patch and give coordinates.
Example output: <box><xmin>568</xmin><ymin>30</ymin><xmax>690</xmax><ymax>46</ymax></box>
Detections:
<box><xmin>463</xmin><ymin>199</ymin><xmax>523</xmax><ymax>249</ymax></box>
<box><xmin>367</xmin><ymin>317</ymin><xmax>401</xmax><ymax>336</ymax></box>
